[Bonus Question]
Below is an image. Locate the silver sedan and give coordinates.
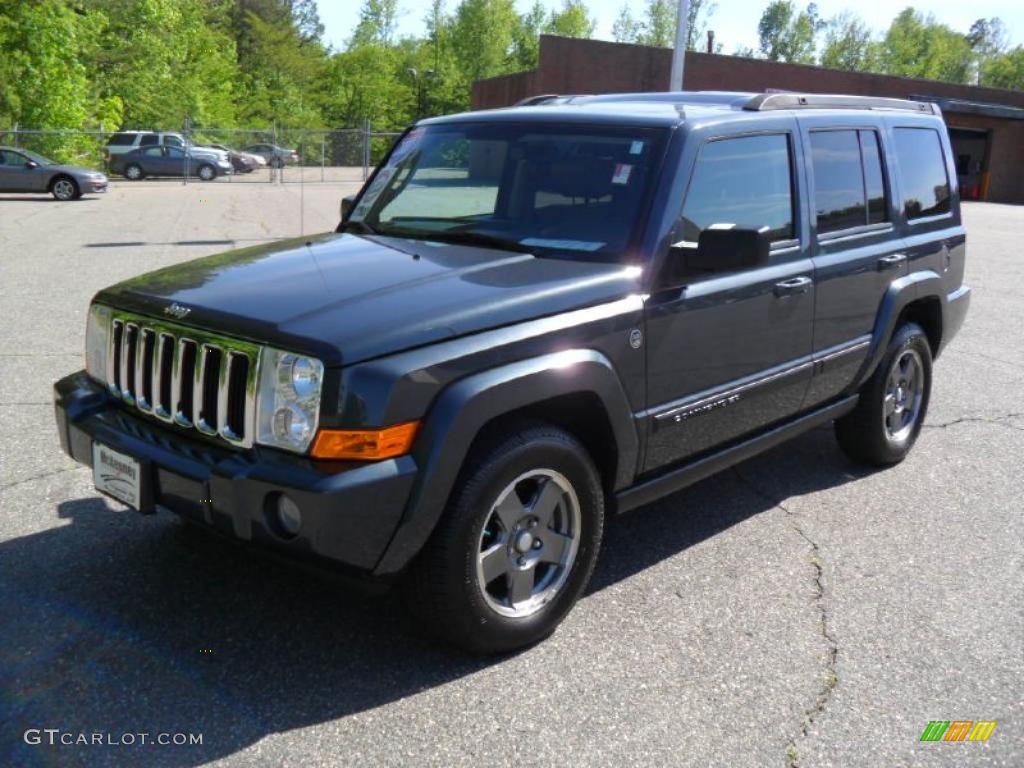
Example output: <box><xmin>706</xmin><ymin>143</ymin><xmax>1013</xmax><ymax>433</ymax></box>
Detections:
<box><xmin>0</xmin><ymin>146</ymin><xmax>108</xmax><ymax>200</ymax></box>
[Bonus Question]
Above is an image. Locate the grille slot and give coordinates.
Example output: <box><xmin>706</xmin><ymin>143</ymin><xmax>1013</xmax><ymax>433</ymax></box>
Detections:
<box><xmin>106</xmin><ymin>313</ymin><xmax>257</xmax><ymax>447</ymax></box>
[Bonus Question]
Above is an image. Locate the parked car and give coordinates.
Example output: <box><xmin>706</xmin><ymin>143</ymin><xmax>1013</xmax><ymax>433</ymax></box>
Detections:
<box><xmin>55</xmin><ymin>92</ymin><xmax>970</xmax><ymax>654</ymax></box>
<box><xmin>241</xmin><ymin>143</ymin><xmax>299</xmax><ymax>168</ymax></box>
<box><xmin>203</xmin><ymin>143</ymin><xmax>263</xmax><ymax>173</ymax></box>
<box><xmin>105</xmin><ymin>131</ymin><xmax>231</xmax><ymax>168</ymax></box>
<box><xmin>0</xmin><ymin>146</ymin><xmax>107</xmax><ymax>200</ymax></box>
<box><xmin>109</xmin><ymin>145</ymin><xmax>232</xmax><ymax>180</ymax></box>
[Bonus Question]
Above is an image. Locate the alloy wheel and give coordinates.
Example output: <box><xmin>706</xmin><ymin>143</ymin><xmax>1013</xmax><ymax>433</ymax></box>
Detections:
<box><xmin>53</xmin><ymin>179</ymin><xmax>75</xmax><ymax>200</ymax></box>
<box><xmin>475</xmin><ymin>469</ymin><xmax>581</xmax><ymax>619</ymax></box>
<box><xmin>883</xmin><ymin>348</ymin><xmax>924</xmax><ymax>442</ymax></box>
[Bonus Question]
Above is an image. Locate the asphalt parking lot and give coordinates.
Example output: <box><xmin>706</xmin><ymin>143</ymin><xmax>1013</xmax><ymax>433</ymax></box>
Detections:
<box><xmin>1</xmin><ymin>185</ymin><xmax>1021</xmax><ymax>767</ymax></box>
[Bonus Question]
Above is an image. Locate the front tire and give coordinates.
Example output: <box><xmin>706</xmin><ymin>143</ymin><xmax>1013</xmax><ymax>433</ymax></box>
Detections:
<box><xmin>405</xmin><ymin>422</ymin><xmax>604</xmax><ymax>654</ymax></box>
<box><xmin>197</xmin><ymin>164</ymin><xmax>216</xmax><ymax>181</ymax></box>
<box><xmin>51</xmin><ymin>176</ymin><xmax>79</xmax><ymax>201</ymax></box>
<box><xmin>835</xmin><ymin>322</ymin><xmax>932</xmax><ymax>466</ymax></box>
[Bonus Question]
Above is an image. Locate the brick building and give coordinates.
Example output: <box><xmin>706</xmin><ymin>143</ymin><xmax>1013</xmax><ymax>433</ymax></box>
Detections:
<box><xmin>472</xmin><ymin>35</ymin><xmax>1024</xmax><ymax>204</ymax></box>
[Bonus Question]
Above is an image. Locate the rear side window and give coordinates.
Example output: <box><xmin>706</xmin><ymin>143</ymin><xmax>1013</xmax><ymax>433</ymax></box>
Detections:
<box><xmin>107</xmin><ymin>133</ymin><xmax>134</xmax><ymax>146</ymax></box>
<box><xmin>809</xmin><ymin>129</ymin><xmax>889</xmax><ymax>234</ymax></box>
<box><xmin>893</xmin><ymin>128</ymin><xmax>951</xmax><ymax>219</ymax></box>
<box><xmin>139</xmin><ymin>134</ymin><xmax>158</xmax><ymax>147</ymax></box>
<box><xmin>680</xmin><ymin>134</ymin><xmax>794</xmax><ymax>243</ymax></box>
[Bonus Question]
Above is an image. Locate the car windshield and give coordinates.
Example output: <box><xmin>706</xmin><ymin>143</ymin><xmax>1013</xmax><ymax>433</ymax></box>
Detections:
<box><xmin>20</xmin><ymin>150</ymin><xmax>57</xmax><ymax>166</ymax></box>
<box><xmin>349</xmin><ymin>121</ymin><xmax>668</xmax><ymax>262</ymax></box>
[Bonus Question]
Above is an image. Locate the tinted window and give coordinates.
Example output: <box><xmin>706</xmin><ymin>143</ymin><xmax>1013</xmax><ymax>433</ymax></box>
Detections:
<box><xmin>164</xmin><ymin>135</ymin><xmax>183</xmax><ymax>147</ymax></box>
<box><xmin>810</xmin><ymin>129</ymin><xmax>889</xmax><ymax>233</ymax></box>
<box><xmin>893</xmin><ymin>128</ymin><xmax>951</xmax><ymax>219</ymax></box>
<box><xmin>861</xmin><ymin>131</ymin><xmax>887</xmax><ymax>224</ymax></box>
<box><xmin>810</xmin><ymin>131</ymin><xmax>865</xmax><ymax>233</ymax></box>
<box><xmin>680</xmin><ymin>134</ymin><xmax>793</xmax><ymax>243</ymax></box>
<box><xmin>143</xmin><ymin>147</ymin><xmax>163</xmax><ymax>157</ymax></box>
<box><xmin>139</xmin><ymin>134</ymin><xmax>158</xmax><ymax>147</ymax></box>
<box><xmin>107</xmin><ymin>133</ymin><xmax>134</xmax><ymax>146</ymax></box>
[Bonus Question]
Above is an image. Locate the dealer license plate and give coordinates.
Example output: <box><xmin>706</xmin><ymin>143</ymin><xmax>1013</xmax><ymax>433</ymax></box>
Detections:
<box><xmin>92</xmin><ymin>443</ymin><xmax>141</xmax><ymax>510</ymax></box>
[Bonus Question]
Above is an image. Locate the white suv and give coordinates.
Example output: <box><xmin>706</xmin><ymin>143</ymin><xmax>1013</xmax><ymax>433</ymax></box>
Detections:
<box><xmin>105</xmin><ymin>131</ymin><xmax>228</xmax><ymax>164</ymax></box>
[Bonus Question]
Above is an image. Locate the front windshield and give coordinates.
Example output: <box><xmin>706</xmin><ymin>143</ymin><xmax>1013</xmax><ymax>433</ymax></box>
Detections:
<box><xmin>20</xmin><ymin>149</ymin><xmax>57</xmax><ymax>166</ymax></box>
<box><xmin>350</xmin><ymin>121</ymin><xmax>667</xmax><ymax>262</ymax></box>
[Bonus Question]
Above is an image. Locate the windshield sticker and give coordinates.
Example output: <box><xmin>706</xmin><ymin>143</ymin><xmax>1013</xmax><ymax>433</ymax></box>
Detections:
<box><xmin>520</xmin><ymin>238</ymin><xmax>606</xmax><ymax>252</ymax></box>
<box><xmin>629</xmin><ymin>141</ymin><xmax>644</xmax><ymax>155</ymax></box>
<box><xmin>612</xmin><ymin>163</ymin><xmax>633</xmax><ymax>185</ymax></box>
<box><xmin>351</xmin><ymin>167</ymin><xmax>396</xmax><ymax>220</ymax></box>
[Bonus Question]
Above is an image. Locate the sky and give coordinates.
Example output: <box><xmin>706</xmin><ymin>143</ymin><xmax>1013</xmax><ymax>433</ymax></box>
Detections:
<box><xmin>316</xmin><ymin>0</ymin><xmax>1024</xmax><ymax>54</ymax></box>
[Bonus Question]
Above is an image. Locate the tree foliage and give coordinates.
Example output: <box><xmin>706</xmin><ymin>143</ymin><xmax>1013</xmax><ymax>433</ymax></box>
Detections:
<box><xmin>757</xmin><ymin>1</ymin><xmax>822</xmax><ymax>64</ymax></box>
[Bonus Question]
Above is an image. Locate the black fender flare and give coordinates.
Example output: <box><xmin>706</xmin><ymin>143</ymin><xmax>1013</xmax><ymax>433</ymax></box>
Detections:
<box><xmin>853</xmin><ymin>269</ymin><xmax>944</xmax><ymax>389</ymax></box>
<box><xmin>373</xmin><ymin>349</ymin><xmax>638</xmax><ymax>575</ymax></box>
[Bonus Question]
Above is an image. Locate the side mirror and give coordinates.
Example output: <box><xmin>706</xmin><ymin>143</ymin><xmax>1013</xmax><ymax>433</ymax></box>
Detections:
<box><xmin>680</xmin><ymin>227</ymin><xmax>771</xmax><ymax>274</ymax></box>
<box><xmin>25</xmin><ymin>160</ymin><xmax>39</xmax><ymax>169</ymax></box>
<box><xmin>339</xmin><ymin>195</ymin><xmax>356</xmax><ymax>222</ymax></box>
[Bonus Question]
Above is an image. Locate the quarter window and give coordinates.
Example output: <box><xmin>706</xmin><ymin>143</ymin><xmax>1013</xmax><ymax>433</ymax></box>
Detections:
<box><xmin>893</xmin><ymin>128</ymin><xmax>951</xmax><ymax>220</ymax></box>
<box><xmin>809</xmin><ymin>129</ymin><xmax>889</xmax><ymax>234</ymax></box>
<box><xmin>680</xmin><ymin>134</ymin><xmax>794</xmax><ymax>244</ymax></box>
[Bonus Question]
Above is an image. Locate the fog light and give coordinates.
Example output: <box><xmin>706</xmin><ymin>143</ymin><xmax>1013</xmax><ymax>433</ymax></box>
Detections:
<box><xmin>274</xmin><ymin>493</ymin><xmax>302</xmax><ymax>537</ymax></box>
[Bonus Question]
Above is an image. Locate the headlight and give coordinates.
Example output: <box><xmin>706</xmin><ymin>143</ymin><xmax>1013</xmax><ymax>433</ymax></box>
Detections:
<box><xmin>84</xmin><ymin>304</ymin><xmax>111</xmax><ymax>382</ymax></box>
<box><xmin>255</xmin><ymin>348</ymin><xmax>324</xmax><ymax>453</ymax></box>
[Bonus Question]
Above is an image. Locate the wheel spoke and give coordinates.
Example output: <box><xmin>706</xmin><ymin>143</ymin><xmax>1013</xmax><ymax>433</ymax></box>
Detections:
<box><xmin>883</xmin><ymin>393</ymin><xmax>896</xmax><ymax>416</ymax></box>
<box><xmin>530</xmin><ymin>478</ymin><xmax>563</xmax><ymax>527</ymax></box>
<box><xmin>479</xmin><ymin>543</ymin><xmax>507</xmax><ymax>585</ymax></box>
<box><xmin>537</xmin><ymin>529</ymin><xmax>572</xmax><ymax>565</ymax></box>
<box><xmin>493</xmin><ymin>493</ymin><xmax>526</xmax><ymax>531</ymax></box>
<box><xmin>507</xmin><ymin>568</ymin><xmax>534</xmax><ymax>606</ymax></box>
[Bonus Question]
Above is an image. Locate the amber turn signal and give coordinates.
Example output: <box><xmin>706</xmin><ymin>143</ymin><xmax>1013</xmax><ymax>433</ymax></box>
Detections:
<box><xmin>310</xmin><ymin>421</ymin><xmax>420</xmax><ymax>460</ymax></box>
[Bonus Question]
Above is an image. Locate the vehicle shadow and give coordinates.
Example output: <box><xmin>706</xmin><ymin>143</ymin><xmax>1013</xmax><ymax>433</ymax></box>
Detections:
<box><xmin>0</xmin><ymin>425</ymin><xmax>867</xmax><ymax>766</ymax></box>
<box><xmin>0</xmin><ymin>196</ymin><xmax>102</xmax><ymax>203</ymax></box>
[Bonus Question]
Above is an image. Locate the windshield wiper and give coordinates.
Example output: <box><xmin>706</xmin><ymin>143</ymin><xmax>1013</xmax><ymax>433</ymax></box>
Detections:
<box><xmin>398</xmin><ymin>229</ymin><xmax>533</xmax><ymax>254</ymax></box>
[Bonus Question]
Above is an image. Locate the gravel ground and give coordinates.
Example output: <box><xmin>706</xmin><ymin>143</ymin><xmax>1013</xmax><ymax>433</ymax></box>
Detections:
<box><xmin>0</xmin><ymin>186</ymin><xmax>1020</xmax><ymax>767</ymax></box>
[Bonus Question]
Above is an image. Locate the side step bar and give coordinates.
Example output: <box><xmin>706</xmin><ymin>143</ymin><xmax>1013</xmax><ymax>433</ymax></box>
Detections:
<box><xmin>616</xmin><ymin>395</ymin><xmax>859</xmax><ymax>513</ymax></box>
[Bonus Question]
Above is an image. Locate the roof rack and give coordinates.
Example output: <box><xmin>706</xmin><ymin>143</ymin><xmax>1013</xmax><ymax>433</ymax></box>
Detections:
<box><xmin>745</xmin><ymin>93</ymin><xmax>939</xmax><ymax>114</ymax></box>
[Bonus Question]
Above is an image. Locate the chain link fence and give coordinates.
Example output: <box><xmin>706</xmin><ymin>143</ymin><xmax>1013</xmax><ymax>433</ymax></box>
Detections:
<box><xmin>0</xmin><ymin>124</ymin><xmax>402</xmax><ymax>185</ymax></box>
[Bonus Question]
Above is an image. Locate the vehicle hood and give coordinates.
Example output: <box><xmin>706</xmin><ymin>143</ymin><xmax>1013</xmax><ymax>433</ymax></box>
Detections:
<box><xmin>95</xmin><ymin>233</ymin><xmax>643</xmax><ymax>366</ymax></box>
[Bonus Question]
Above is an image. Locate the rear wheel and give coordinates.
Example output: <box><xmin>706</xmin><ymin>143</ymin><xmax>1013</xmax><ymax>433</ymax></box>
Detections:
<box><xmin>123</xmin><ymin>163</ymin><xmax>144</xmax><ymax>181</ymax></box>
<box><xmin>835</xmin><ymin>322</ymin><xmax>932</xmax><ymax>466</ymax></box>
<box><xmin>51</xmin><ymin>176</ymin><xmax>79</xmax><ymax>201</ymax></box>
<box><xmin>405</xmin><ymin>422</ymin><xmax>604</xmax><ymax>654</ymax></box>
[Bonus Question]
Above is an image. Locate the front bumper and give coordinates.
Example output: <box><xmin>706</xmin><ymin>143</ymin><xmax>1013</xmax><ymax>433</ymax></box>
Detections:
<box><xmin>54</xmin><ymin>371</ymin><xmax>416</xmax><ymax>575</ymax></box>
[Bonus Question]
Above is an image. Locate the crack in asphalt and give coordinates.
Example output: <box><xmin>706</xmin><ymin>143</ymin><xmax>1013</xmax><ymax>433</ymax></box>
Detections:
<box><xmin>923</xmin><ymin>411</ymin><xmax>1024</xmax><ymax>432</ymax></box>
<box><xmin>0</xmin><ymin>466</ymin><xmax>82</xmax><ymax>493</ymax></box>
<box><xmin>731</xmin><ymin>467</ymin><xmax>838</xmax><ymax>768</ymax></box>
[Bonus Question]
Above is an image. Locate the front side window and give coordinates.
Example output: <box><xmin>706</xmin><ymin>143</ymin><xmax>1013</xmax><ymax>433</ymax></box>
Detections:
<box><xmin>893</xmin><ymin>127</ymin><xmax>951</xmax><ymax>219</ymax></box>
<box><xmin>679</xmin><ymin>134</ymin><xmax>794</xmax><ymax>245</ymax></box>
<box><xmin>164</xmin><ymin>135</ymin><xmax>183</xmax><ymax>148</ymax></box>
<box><xmin>350</xmin><ymin>122</ymin><xmax>668</xmax><ymax>263</ymax></box>
<box><xmin>809</xmin><ymin>129</ymin><xmax>889</xmax><ymax>234</ymax></box>
<box><xmin>139</xmin><ymin>134</ymin><xmax>158</xmax><ymax>147</ymax></box>
<box><xmin>143</xmin><ymin>147</ymin><xmax>163</xmax><ymax>157</ymax></box>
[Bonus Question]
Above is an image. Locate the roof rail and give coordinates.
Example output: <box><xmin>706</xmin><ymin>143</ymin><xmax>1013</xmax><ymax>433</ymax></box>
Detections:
<box><xmin>744</xmin><ymin>93</ymin><xmax>938</xmax><ymax>115</ymax></box>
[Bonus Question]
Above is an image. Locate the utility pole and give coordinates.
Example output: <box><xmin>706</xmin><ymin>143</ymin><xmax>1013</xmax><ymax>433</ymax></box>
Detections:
<box><xmin>669</xmin><ymin>0</ymin><xmax>691</xmax><ymax>91</ymax></box>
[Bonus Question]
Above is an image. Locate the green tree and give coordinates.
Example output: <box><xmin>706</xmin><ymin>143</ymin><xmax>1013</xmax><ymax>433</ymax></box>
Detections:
<box><xmin>627</xmin><ymin>0</ymin><xmax>716</xmax><ymax>50</ymax></box>
<box><xmin>877</xmin><ymin>9</ymin><xmax>972</xmax><ymax>83</ymax></box>
<box><xmin>820</xmin><ymin>12</ymin><xmax>873</xmax><ymax>70</ymax></box>
<box><xmin>757</xmin><ymin>1</ymin><xmax>821</xmax><ymax>64</ymax></box>
<box><xmin>450</xmin><ymin>0</ymin><xmax>519</xmax><ymax>83</ymax></box>
<box><xmin>612</xmin><ymin>6</ymin><xmax>642</xmax><ymax>44</ymax></box>
<box><xmin>547</xmin><ymin>1</ymin><xmax>596</xmax><ymax>39</ymax></box>
<box><xmin>351</xmin><ymin>0</ymin><xmax>400</xmax><ymax>47</ymax></box>
<box><xmin>979</xmin><ymin>46</ymin><xmax>1024</xmax><ymax>89</ymax></box>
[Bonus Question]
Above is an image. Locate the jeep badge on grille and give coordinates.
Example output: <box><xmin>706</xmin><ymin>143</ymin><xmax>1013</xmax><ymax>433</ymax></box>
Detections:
<box><xmin>164</xmin><ymin>302</ymin><xmax>191</xmax><ymax>320</ymax></box>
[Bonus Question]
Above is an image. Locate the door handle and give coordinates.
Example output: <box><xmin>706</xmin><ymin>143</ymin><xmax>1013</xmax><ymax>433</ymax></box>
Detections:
<box><xmin>877</xmin><ymin>253</ymin><xmax>907</xmax><ymax>271</ymax></box>
<box><xmin>774</xmin><ymin>276</ymin><xmax>813</xmax><ymax>297</ymax></box>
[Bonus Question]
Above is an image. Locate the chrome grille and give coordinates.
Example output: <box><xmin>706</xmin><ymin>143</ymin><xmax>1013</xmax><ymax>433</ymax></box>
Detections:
<box><xmin>107</xmin><ymin>313</ymin><xmax>260</xmax><ymax>447</ymax></box>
